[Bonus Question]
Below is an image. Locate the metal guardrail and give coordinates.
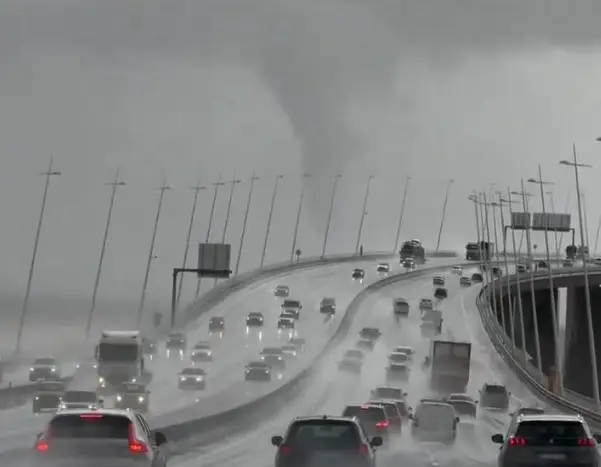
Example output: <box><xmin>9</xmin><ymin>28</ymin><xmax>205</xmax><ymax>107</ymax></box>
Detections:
<box><xmin>477</xmin><ymin>270</ymin><xmax>601</xmax><ymax>427</ymax></box>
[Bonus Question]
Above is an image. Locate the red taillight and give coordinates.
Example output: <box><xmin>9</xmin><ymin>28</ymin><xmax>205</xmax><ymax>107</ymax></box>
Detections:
<box><xmin>376</xmin><ymin>420</ymin><xmax>389</xmax><ymax>429</ymax></box>
<box><xmin>35</xmin><ymin>441</ymin><xmax>49</xmax><ymax>452</ymax></box>
<box><xmin>358</xmin><ymin>444</ymin><xmax>369</xmax><ymax>454</ymax></box>
<box><xmin>279</xmin><ymin>445</ymin><xmax>292</xmax><ymax>455</ymax></box>
<box><xmin>578</xmin><ymin>437</ymin><xmax>596</xmax><ymax>447</ymax></box>
<box><xmin>509</xmin><ymin>437</ymin><xmax>526</xmax><ymax>446</ymax></box>
<box><xmin>128</xmin><ymin>423</ymin><xmax>149</xmax><ymax>454</ymax></box>
<box><xmin>80</xmin><ymin>413</ymin><xmax>103</xmax><ymax>420</ymax></box>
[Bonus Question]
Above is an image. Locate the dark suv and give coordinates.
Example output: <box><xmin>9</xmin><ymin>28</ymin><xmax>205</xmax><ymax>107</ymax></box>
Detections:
<box><xmin>342</xmin><ymin>404</ymin><xmax>391</xmax><ymax>444</ymax></box>
<box><xmin>271</xmin><ymin>416</ymin><xmax>381</xmax><ymax>467</ymax></box>
<box><xmin>479</xmin><ymin>384</ymin><xmax>510</xmax><ymax>411</ymax></box>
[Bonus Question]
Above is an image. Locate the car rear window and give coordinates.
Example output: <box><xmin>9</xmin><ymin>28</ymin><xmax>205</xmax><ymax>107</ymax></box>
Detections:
<box><xmin>49</xmin><ymin>414</ymin><xmax>131</xmax><ymax>439</ymax></box>
<box><xmin>414</xmin><ymin>404</ymin><xmax>454</xmax><ymax>428</ymax></box>
<box><xmin>515</xmin><ymin>421</ymin><xmax>587</xmax><ymax>446</ymax></box>
<box><xmin>286</xmin><ymin>420</ymin><xmax>361</xmax><ymax>450</ymax></box>
<box><xmin>517</xmin><ymin>408</ymin><xmax>544</xmax><ymax>416</ymax></box>
<box><xmin>181</xmin><ymin>368</ymin><xmax>204</xmax><ymax>375</ymax></box>
<box><xmin>371</xmin><ymin>402</ymin><xmax>399</xmax><ymax>418</ymax></box>
<box><xmin>374</xmin><ymin>388</ymin><xmax>403</xmax><ymax>399</ymax></box>
<box><xmin>63</xmin><ymin>391</ymin><xmax>96</xmax><ymax>403</ymax></box>
<box><xmin>484</xmin><ymin>385</ymin><xmax>507</xmax><ymax>395</ymax></box>
<box><xmin>389</xmin><ymin>353</ymin><xmax>408</xmax><ymax>363</ymax></box>
<box><xmin>283</xmin><ymin>301</ymin><xmax>300</xmax><ymax>307</ymax></box>
<box><xmin>342</xmin><ymin>406</ymin><xmax>386</xmax><ymax>422</ymax></box>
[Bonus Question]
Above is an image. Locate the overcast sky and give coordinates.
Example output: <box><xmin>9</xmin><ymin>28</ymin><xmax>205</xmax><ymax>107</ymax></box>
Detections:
<box><xmin>1</xmin><ymin>0</ymin><xmax>601</xmax><ymax>313</ymax></box>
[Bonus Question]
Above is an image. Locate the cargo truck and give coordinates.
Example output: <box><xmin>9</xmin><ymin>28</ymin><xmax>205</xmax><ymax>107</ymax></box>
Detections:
<box><xmin>427</xmin><ymin>340</ymin><xmax>471</xmax><ymax>394</ymax></box>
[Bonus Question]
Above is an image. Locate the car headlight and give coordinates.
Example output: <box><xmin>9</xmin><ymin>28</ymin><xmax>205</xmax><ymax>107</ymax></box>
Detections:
<box><xmin>88</xmin><ymin>405</ymin><xmax>94</xmax><ymax>409</ymax></box>
<box><xmin>138</xmin><ymin>396</ymin><xmax>144</xmax><ymax>403</ymax></box>
<box><xmin>180</xmin><ymin>376</ymin><xmax>186</xmax><ymax>381</ymax></box>
<box><xmin>50</xmin><ymin>368</ymin><xmax>56</xmax><ymax>372</ymax></box>
<box><xmin>260</xmin><ymin>356</ymin><xmax>265</xmax><ymax>360</ymax></box>
<box><xmin>245</xmin><ymin>369</ymin><xmax>250</xmax><ymax>373</ymax></box>
<box><xmin>35</xmin><ymin>396</ymin><xmax>39</xmax><ymax>400</ymax></box>
<box><xmin>98</xmin><ymin>377</ymin><xmax>105</xmax><ymax>384</ymax></box>
<box><xmin>59</xmin><ymin>403</ymin><xmax>66</xmax><ymax>409</ymax></box>
<box><xmin>196</xmin><ymin>377</ymin><xmax>203</xmax><ymax>382</ymax></box>
<box><xmin>207</xmin><ymin>351</ymin><xmax>212</xmax><ymax>356</ymax></box>
<box><xmin>30</xmin><ymin>368</ymin><xmax>34</xmax><ymax>372</ymax></box>
<box><xmin>116</xmin><ymin>395</ymin><xmax>122</xmax><ymax>401</ymax></box>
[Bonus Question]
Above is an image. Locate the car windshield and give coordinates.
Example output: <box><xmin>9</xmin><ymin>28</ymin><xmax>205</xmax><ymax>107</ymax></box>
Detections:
<box><xmin>414</xmin><ymin>404</ymin><xmax>455</xmax><ymax>428</ymax></box>
<box><xmin>49</xmin><ymin>414</ymin><xmax>130</xmax><ymax>439</ymax></box>
<box><xmin>389</xmin><ymin>363</ymin><xmax>408</xmax><ymax>370</ymax></box>
<box><xmin>395</xmin><ymin>347</ymin><xmax>412</xmax><ymax>354</ymax></box>
<box><xmin>248</xmin><ymin>313</ymin><xmax>263</xmax><ymax>318</ymax></box>
<box><xmin>63</xmin><ymin>391</ymin><xmax>96</xmax><ymax>403</ymax></box>
<box><xmin>97</xmin><ymin>343</ymin><xmax>139</xmax><ymax>362</ymax></box>
<box><xmin>119</xmin><ymin>383</ymin><xmax>145</xmax><ymax>393</ymax></box>
<box><xmin>289</xmin><ymin>338</ymin><xmax>305</xmax><ymax>345</ymax></box>
<box><xmin>248</xmin><ymin>361</ymin><xmax>269</xmax><ymax>368</ymax></box>
<box><xmin>282</xmin><ymin>345</ymin><xmax>296</xmax><ymax>352</ymax></box>
<box><xmin>373</xmin><ymin>387</ymin><xmax>403</xmax><ymax>399</ymax></box>
<box><xmin>516</xmin><ymin>408</ymin><xmax>544</xmax><ymax>416</ymax></box>
<box><xmin>181</xmin><ymin>368</ymin><xmax>204</xmax><ymax>375</ymax></box>
<box><xmin>194</xmin><ymin>343</ymin><xmax>211</xmax><ymax>349</ymax></box>
<box><xmin>342</xmin><ymin>406</ymin><xmax>386</xmax><ymax>423</ymax></box>
<box><xmin>34</xmin><ymin>358</ymin><xmax>56</xmax><ymax>365</ymax></box>
<box><xmin>321</xmin><ymin>298</ymin><xmax>335</xmax><ymax>305</ymax></box>
<box><xmin>210</xmin><ymin>317</ymin><xmax>224</xmax><ymax>323</ymax></box>
<box><xmin>286</xmin><ymin>420</ymin><xmax>361</xmax><ymax>450</ymax></box>
<box><xmin>389</xmin><ymin>353</ymin><xmax>408</xmax><ymax>363</ymax></box>
<box><xmin>515</xmin><ymin>420</ymin><xmax>586</xmax><ymax>446</ymax></box>
<box><xmin>345</xmin><ymin>350</ymin><xmax>363</xmax><ymax>359</ymax></box>
<box><xmin>262</xmin><ymin>348</ymin><xmax>283</xmax><ymax>355</ymax></box>
<box><xmin>276</xmin><ymin>286</ymin><xmax>288</xmax><ymax>291</ymax></box>
<box><xmin>283</xmin><ymin>300</ymin><xmax>300</xmax><ymax>308</ymax></box>
<box><xmin>483</xmin><ymin>385</ymin><xmax>507</xmax><ymax>396</ymax></box>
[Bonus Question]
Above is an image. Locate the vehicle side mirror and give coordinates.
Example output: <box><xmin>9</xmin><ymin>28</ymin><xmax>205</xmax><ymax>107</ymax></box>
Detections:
<box><xmin>271</xmin><ymin>435</ymin><xmax>283</xmax><ymax>447</ymax></box>
<box><xmin>491</xmin><ymin>434</ymin><xmax>504</xmax><ymax>444</ymax></box>
<box><xmin>370</xmin><ymin>436</ymin><xmax>383</xmax><ymax>447</ymax></box>
<box><xmin>153</xmin><ymin>431</ymin><xmax>167</xmax><ymax>446</ymax></box>
<box><xmin>408</xmin><ymin>414</ymin><xmax>414</xmax><ymax>420</ymax></box>
<box><xmin>404</xmin><ymin>392</ymin><xmax>408</xmax><ymax>396</ymax></box>
<box><xmin>455</xmin><ymin>417</ymin><xmax>460</xmax><ymax>423</ymax></box>
<box><xmin>593</xmin><ymin>433</ymin><xmax>601</xmax><ymax>443</ymax></box>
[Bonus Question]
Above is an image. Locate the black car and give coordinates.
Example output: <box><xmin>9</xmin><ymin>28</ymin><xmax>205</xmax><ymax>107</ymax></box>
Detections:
<box><xmin>277</xmin><ymin>317</ymin><xmax>296</xmax><ymax>329</ymax></box>
<box><xmin>359</xmin><ymin>328</ymin><xmax>382</xmax><ymax>340</ymax></box>
<box><xmin>434</xmin><ymin>288</ymin><xmax>448</xmax><ymax>299</ymax></box>
<box><xmin>471</xmin><ymin>273</ymin><xmax>483</xmax><ymax>283</ymax></box>
<box><xmin>446</xmin><ymin>394</ymin><xmax>477</xmax><ymax>417</ymax></box>
<box><xmin>281</xmin><ymin>300</ymin><xmax>302</xmax><ymax>319</ymax></box>
<box><xmin>288</xmin><ymin>337</ymin><xmax>306</xmax><ymax>353</ymax></box>
<box><xmin>260</xmin><ymin>348</ymin><xmax>286</xmax><ymax>368</ymax></box>
<box><xmin>142</xmin><ymin>338</ymin><xmax>157</xmax><ymax>355</ymax></box>
<box><xmin>271</xmin><ymin>416</ymin><xmax>381</xmax><ymax>467</ymax></box>
<box><xmin>342</xmin><ymin>404</ymin><xmax>391</xmax><ymax>442</ymax></box>
<box><xmin>352</xmin><ymin>268</ymin><xmax>365</xmax><ymax>279</ymax></box>
<box><xmin>33</xmin><ymin>381</ymin><xmax>65</xmax><ymax>413</ymax></box>
<box><xmin>209</xmin><ymin>316</ymin><xmax>225</xmax><ymax>333</ymax></box>
<box><xmin>386</xmin><ymin>363</ymin><xmax>410</xmax><ymax>383</ymax></box>
<box><xmin>274</xmin><ymin>285</ymin><xmax>290</xmax><ymax>298</ymax></box>
<box><xmin>432</xmin><ymin>276</ymin><xmax>446</xmax><ymax>286</ymax></box>
<box><xmin>246</xmin><ymin>312</ymin><xmax>264</xmax><ymax>327</ymax></box>
<box><xmin>190</xmin><ymin>342</ymin><xmax>213</xmax><ymax>362</ymax></box>
<box><xmin>114</xmin><ymin>382</ymin><xmax>150</xmax><ymax>413</ymax></box>
<box><xmin>245</xmin><ymin>361</ymin><xmax>272</xmax><ymax>381</ymax></box>
<box><xmin>166</xmin><ymin>332</ymin><xmax>187</xmax><ymax>350</ymax></box>
<box><xmin>178</xmin><ymin>367</ymin><xmax>206</xmax><ymax>390</ymax></box>
<box><xmin>320</xmin><ymin>297</ymin><xmax>336</xmax><ymax>314</ymax></box>
<box><xmin>479</xmin><ymin>384</ymin><xmax>510</xmax><ymax>411</ymax></box>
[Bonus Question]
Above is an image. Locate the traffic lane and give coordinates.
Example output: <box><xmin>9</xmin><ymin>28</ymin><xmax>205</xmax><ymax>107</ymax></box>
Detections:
<box><xmin>0</xmin><ymin>258</ymin><xmax>397</xmax><ymax>453</ymax></box>
<box><xmin>174</xmin><ymin>271</ymin><xmax>455</xmax><ymax>467</ymax></box>
<box><xmin>148</xmin><ymin>258</ymin><xmax>410</xmax><ymax>426</ymax></box>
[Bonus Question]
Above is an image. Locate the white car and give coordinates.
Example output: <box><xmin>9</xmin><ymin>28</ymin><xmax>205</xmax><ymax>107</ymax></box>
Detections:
<box><xmin>451</xmin><ymin>266</ymin><xmax>462</xmax><ymax>275</ymax></box>
<box><xmin>419</xmin><ymin>298</ymin><xmax>434</xmax><ymax>310</ymax></box>
<box><xmin>410</xmin><ymin>400</ymin><xmax>459</xmax><ymax>444</ymax></box>
<box><xmin>516</xmin><ymin>264</ymin><xmax>529</xmax><ymax>273</ymax></box>
<box><xmin>394</xmin><ymin>346</ymin><xmax>414</xmax><ymax>360</ymax></box>
<box><xmin>459</xmin><ymin>276</ymin><xmax>472</xmax><ymax>286</ymax></box>
<box><xmin>377</xmin><ymin>262</ymin><xmax>391</xmax><ymax>273</ymax></box>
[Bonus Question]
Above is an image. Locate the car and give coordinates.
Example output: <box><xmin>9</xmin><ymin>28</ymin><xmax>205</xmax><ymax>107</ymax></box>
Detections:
<box><xmin>319</xmin><ymin>297</ymin><xmax>336</xmax><ymax>314</ymax></box>
<box><xmin>516</xmin><ymin>264</ymin><xmax>528</xmax><ymax>273</ymax></box>
<box><xmin>366</xmin><ymin>400</ymin><xmax>403</xmax><ymax>434</ymax></box>
<box><xmin>141</xmin><ymin>338</ymin><xmax>157</xmax><ymax>355</ymax></box>
<box><xmin>260</xmin><ymin>348</ymin><xmax>286</xmax><ymax>368</ymax></box>
<box><xmin>446</xmin><ymin>393</ymin><xmax>477</xmax><ymax>417</ymax></box>
<box><xmin>370</xmin><ymin>386</ymin><xmax>407</xmax><ymax>400</ymax></box>
<box><xmin>563</xmin><ymin>259</ymin><xmax>574</xmax><ymax>267</ymax></box>
<box><xmin>352</xmin><ymin>268</ymin><xmax>365</xmax><ymax>279</ymax></box>
<box><xmin>281</xmin><ymin>344</ymin><xmax>298</xmax><ymax>359</ymax></box>
<box><xmin>59</xmin><ymin>390</ymin><xmax>104</xmax><ymax>410</ymax></box>
<box><xmin>452</xmin><ymin>265</ymin><xmax>462</xmax><ymax>274</ymax></box>
<box><xmin>342</xmin><ymin>404</ymin><xmax>391</xmax><ymax>442</ymax></box>
<box><xmin>190</xmin><ymin>342</ymin><xmax>212</xmax><ymax>363</ymax></box>
<box><xmin>432</xmin><ymin>276</ymin><xmax>446</xmax><ymax>286</ymax></box>
<box><xmin>402</xmin><ymin>259</ymin><xmax>415</xmax><ymax>269</ymax></box>
<box><xmin>209</xmin><ymin>316</ymin><xmax>225</xmax><ymax>333</ymax></box>
<box><xmin>434</xmin><ymin>288</ymin><xmax>448</xmax><ymax>299</ymax></box>
<box><xmin>386</xmin><ymin>362</ymin><xmax>410</xmax><ymax>382</ymax></box>
<box><xmin>459</xmin><ymin>276</ymin><xmax>473</xmax><ymax>286</ymax></box>
<box><xmin>32</xmin><ymin>408</ymin><xmax>168</xmax><ymax>466</ymax></box>
<box><xmin>271</xmin><ymin>415</ymin><xmax>381</xmax><ymax>467</ymax></box>
<box><xmin>115</xmin><ymin>382</ymin><xmax>150</xmax><ymax>413</ymax></box>
<box><xmin>479</xmin><ymin>383</ymin><xmax>510</xmax><ymax>411</ymax></box>
<box><xmin>275</xmin><ymin>285</ymin><xmax>290</xmax><ymax>298</ymax></box>
<box><xmin>388</xmin><ymin>351</ymin><xmax>410</xmax><ymax>364</ymax></box>
<box><xmin>420</xmin><ymin>309</ymin><xmax>443</xmax><ymax>335</ymax></box>
<box><xmin>471</xmin><ymin>273</ymin><xmax>484</xmax><ymax>283</ymax></box>
<box><xmin>178</xmin><ymin>367</ymin><xmax>206</xmax><ymax>389</ymax></box>
<box><xmin>166</xmin><ymin>332</ymin><xmax>187</xmax><ymax>350</ymax></box>
<box><xmin>33</xmin><ymin>380</ymin><xmax>65</xmax><ymax>413</ymax></box>
<box><xmin>246</xmin><ymin>312</ymin><xmax>264</xmax><ymax>327</ymax></box>
<box><xmin>491</xmin><ymin>414</ymin><xmax>601</xmax><ymax>467</ymax></box>
<box><xmin>277</xmin><ymin>317</ymin><xmax>296</xmax><ymax>330</ymax></box>
<box><xmin>491</xmin><ymin>266</ymin><xmax>503</xmax><ymax>277</ymax></box>
<box><xmin>359</xmin><ymin>327</ymin><xmax>382</xmax><ymax>340</ymax></box>
<box><xmin>419</xmin><ymin>298</ymin><xmax>433</xmax><ymax>310</ymax></box>
<box><xmin>338</xmin><ymin>350</ymin><xmax>364</xmax><ymax>374</ymax></box>
<box><xmin>356</xmin><ymin>339</ymin><xmax>376</xmax><ymax>351</ymax></box>
<box><xmin>288</xmin><ymin>337</ymin><xmax>306</xmax><ymax>352</ymax></box>
<box><xmin>280</xmin><ymin>310</ymin><xmax>298</xmax><ymax>321</ymax></box>
<box><xmin>410</xmin><ymin>400</ymin><xmax>459</xmax><ymax>444</ymax></box>
<box><xmin>507</xmin><ymin>407</ymin><xmax>545</xmax><ymax>433</ymax></box>
<box><xmin>282</xmin><ymin>299</ymin><xmax>302</xmax><ymax>319</ymax></box>
<box><xmin>245</xmin><ymin>361</ymin><xmax>272</xmax><ymax>381</ymax></box>
<box><xmin>29</xmin><ymin>357</ymin><xmax>61</xmax><ymax>382</ymax></box>
<box><xmin>393</xmin><ymin>346</ymin><xmax>414</xmax><ymax>360</ymax></box>
<box><xmin>393</xmin><ymin>298</ymin><xmax>410</xmax><ymax>316</ymax></box>
<box><xmin>538</xmin><ymin>260</ymin><xmax>549</xmax><ymax>269</ymax></box>
<box><xmin>377</xmin><ymin>262</ymin><xmax>391</xmax><ymax>273</ymax></box>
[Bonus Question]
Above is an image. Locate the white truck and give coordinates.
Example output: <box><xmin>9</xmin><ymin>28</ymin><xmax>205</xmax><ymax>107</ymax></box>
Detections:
<box><xmin>95</xmin><ymin>330</ymin><xmax>144</xmax><ymax>390</ymax></box>
<box><xmin>427</xmin><ymin>340</ymin><xmax>471</xmax><ymax>394</ymax></box>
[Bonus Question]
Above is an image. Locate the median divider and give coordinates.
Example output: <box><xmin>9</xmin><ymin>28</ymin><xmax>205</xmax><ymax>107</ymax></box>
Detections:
<box><xmin>476</xmin><ymin>271</ymin><xmax>601</xmax><ymax>427</ymax></box>
<box><xmin>158</xmin><ymin>258</ymin><xmax>463</xmax><ymax>452</ymax></box>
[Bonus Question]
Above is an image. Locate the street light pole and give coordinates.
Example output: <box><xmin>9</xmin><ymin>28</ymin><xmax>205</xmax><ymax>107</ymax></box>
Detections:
<box><xmin>15</xmin><ymin>158</ymin><xmax>61</xmax><ymax>354</ymax></box>
<box><xmin>482</xmin><ymin>193</ymin><xmax>496</xmax><ymax>313</ymax></box>
<box><xmin>560</xmin><ymin>147</ymin><xmax>600</xmax><ymax>406</ymax></box>
<box><xmin>468</xmin><ymin>193</ymin><xmax>482</xmax><ymax>270</ymax></box>
<box><xmin>322</xmin><ymin>174</ymin><xmax>342</xmax><ymax>259</ymax></box>
<box><xmin>355</xmin><ymin>175</ymin><xmax>374</xmax><ymax>254</ymax></box>
<box><xmin>546</xmin><ymin>190</ymin><xmax>561</xmax><ymax>264</ymax></box>
<box><xmin>558</xmin><ymin>190</ymin><xmax>571</xmax><ymax>254</ymax></box>
<box><xmin>594</xmin><ymin>215</ymin><xmax>601</xmax><ymax>257</ymax></box>
<box><xmin>260</xmin><ymin>174</ymin><xmax>284</xmax><ymax>268</ymax></box>
<box><xmin>235</xmin><ymin>173</ymin><xmax>259</xmax><ymax>276</ymax></box>
<box><xmin>214</xmin><ymin>175</ymin><xmax>241</xmax><ymax>285</ymax></box>
<box><xmin>86</xmin><ymin>170</ymin><xmax>126</xmax><ymax>336</ymax></box>
<box><xmin>290</xmin><ymin>174</ymin><xmax>311</xmax><ymax>261</ymax></box>
<box><xmin>176</xmin><ymin>183</ymin><xmax>205</xmax><ymax>305</ymax></box>
<box><xmin>393</xmin><ymin>176</ymin><xmax>411</xmax><ymax>253</ymax></box>
<box><xmin>489</xmin><ymin>197</ymin><xmax>506</xmax><ymax>334</ymax></box>
<box><xmin>137</xmin><ymin>180</ymin><xmax>171</xmax><ymax>327</ymax></box>
<box><xmin>497</xmin><ymin>195</ymin><xmax>518</xmax><ymax>349</ymax></box>
<box><xmin>435</xmin><ymin>179</ymin><xmax>454</xmax><ymax>252</ymax></box>
<box><xmin>528</xmin><ymin>167</ymin><xmax>562</xmax><ymax>394</ymax></box>
<box><xmin>195</xmin><ymin>178</ymin><xmax>226</xmax><ymax>297</ymax></box>
<box><xmin>582</xmin><ymin>193</ymin><xmax>591</xmax><ymax>254</ymax></box>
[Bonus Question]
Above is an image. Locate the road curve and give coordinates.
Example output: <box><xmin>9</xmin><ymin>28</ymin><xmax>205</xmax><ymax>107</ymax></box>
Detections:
<box><xmin>175</xmin><ymin>264</ymin><xmax>554</xmax><ymax>467</ymax></box>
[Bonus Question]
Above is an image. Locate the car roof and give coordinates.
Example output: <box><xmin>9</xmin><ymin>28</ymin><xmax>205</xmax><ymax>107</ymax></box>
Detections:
<box><xmin>210</xmin><ymin>316</ymin><xmax>224</xmax><ymax>320</ymax></box>
<box><xmin>418</xmin><ymin>400</ymin><xmax>453</xmax><ymax>408</ymax></box>
<box><xmin>293</xmin><ymin>415</ymin><xmax>357</xmax><ymax>423</ymax></box>
<box><xmin>51</xmin><ymin>408</ymin><xmax>135</xmax><ymax>419</ymax></box>
<box><xmin>517</xmin><ymin>414</ymin><xmax>584</xmax><ymax>423</ymax></box>
<box><xmin>181</xmin><ymin>367</ymin><xmax>205</xmax><ymax>373</ymax></box>
<box><xmin>276</xmin><ymin>285</ymin><xmax>289</xmax><ymax>289</ymax></box>
<box><xmin>248</xmin><ymin>311</ymin><xmax>263</xmax><ymax>315</ymax></box>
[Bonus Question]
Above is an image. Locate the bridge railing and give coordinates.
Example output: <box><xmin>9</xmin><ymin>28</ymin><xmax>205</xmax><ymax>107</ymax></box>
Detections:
<box><xmin>477</xmin><ymin>267</ymin><xmax>601</xmax><ymax>426</ymax></box>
